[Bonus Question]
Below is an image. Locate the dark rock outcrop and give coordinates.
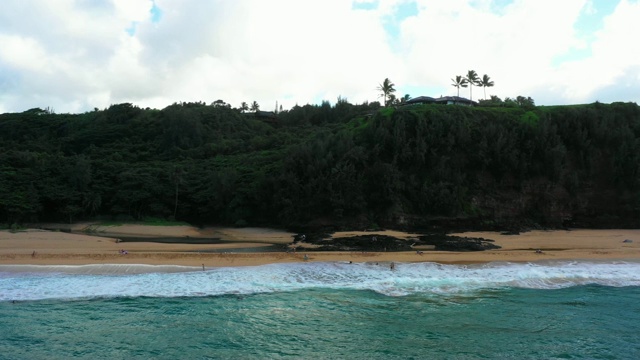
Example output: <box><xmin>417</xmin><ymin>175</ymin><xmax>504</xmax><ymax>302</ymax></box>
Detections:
<box><xmin>417</xmin><ymin>234</ymin><xmax>501</xmax><ymax>251</ymax></box>
<box><xmin>293</xmin><ymin>232</ymin><xmax>501</xmax><ymax>252</ymax></box>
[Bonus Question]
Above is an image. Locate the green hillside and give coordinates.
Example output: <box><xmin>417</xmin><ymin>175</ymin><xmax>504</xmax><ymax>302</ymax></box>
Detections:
<box><xmin>1</xmin><ymin>100</ymin><xmax>639</xmax><ymax>231</ymax></box>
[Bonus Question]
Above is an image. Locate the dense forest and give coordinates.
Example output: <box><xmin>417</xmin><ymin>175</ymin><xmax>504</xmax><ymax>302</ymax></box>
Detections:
<box><xmin>1</xmin><ymin>99</ymin><xmax>639</xmax><ymax>231</ymax></box>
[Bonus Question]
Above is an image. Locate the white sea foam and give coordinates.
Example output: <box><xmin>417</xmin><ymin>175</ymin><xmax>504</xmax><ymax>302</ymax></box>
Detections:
<box><xmin>2</xmin><ymin>261</ymin><xmax>640</xmax><ymax>301</ymax></box>
<box><xmin>0</xmin><ymin>264</ymin><xmax>201</xmax><ymax>275</ymax></box>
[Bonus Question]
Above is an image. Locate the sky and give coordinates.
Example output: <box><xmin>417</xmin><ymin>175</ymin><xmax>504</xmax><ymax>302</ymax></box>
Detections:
<box><xmin>0</xmin><ymin>0</ymin><xmax>639</xmax><ymax>114</ymax></box>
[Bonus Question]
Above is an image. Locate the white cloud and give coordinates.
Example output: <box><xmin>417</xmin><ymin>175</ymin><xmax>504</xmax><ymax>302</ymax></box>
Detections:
<box><xmin>538</xmin><ymin>0</ymin><xmax>640</xmax><ymax>104</ymax></box>
<box><xmin>0</xmin><ymin>0</ymin><xmax>638</xmax><ymax>113</ymax></box>
<box><xmin>135</xmin><ymin>0</ymin><xmax>399</xmax><ymax>109</ymax></box>
<box><xmin>583</xmin><ymin>0</ymin><xmax>597</xmax><ymax>16</ymax></box>
<box><xmin>113</xmin><ymin>0</ymin><xmax>154</xmax><ymax>22</ymax></box>
<box><xmin>399</xmin><ymin>0</ymin><xmax>589</xmax><ymax>102</ymax></box>
<box><xmin>0</xmin><ymin>0</ymin><xmax>145</xmax><ymax>112</ymax></box>
<box><xmin>0</xmin><ymin>35</ymin><xmax>49</xmax><ymax>73</ymax></box>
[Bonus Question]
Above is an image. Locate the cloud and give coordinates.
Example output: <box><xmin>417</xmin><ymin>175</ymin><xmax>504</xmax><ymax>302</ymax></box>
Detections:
<box><xmin>0</xmin><ymin>0</ymin><xmax>153</xmax><ymax>112</ymax></box>
<box><xmin>113</xmin><ymin>0</ymin><xmax>154</xmax><ymax>22</ymax></box>
<box><xmin>134</xmin><ymin>0</ymin><xmax>400</xmax><ymax>109</ymax></box>
<box><xmin>0</xmin><ymin>0</ymin><xmax>638</xmax><ymax>114</ymax></box>
<box><xmin>542</xmin><ymin>0</ymin><xmax>640</xmax><ymax>104</ymax></box>
<box><xmin>399</xmin><ymin>0</ymin><xmax>589</xmax><ymax>101</ymax></box>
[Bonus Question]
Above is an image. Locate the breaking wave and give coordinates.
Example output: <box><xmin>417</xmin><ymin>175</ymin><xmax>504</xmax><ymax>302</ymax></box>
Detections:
<box><xmin>2</xmin><ymin>260</ymin><xmax>640</xmax><ymax>301</ymax></box>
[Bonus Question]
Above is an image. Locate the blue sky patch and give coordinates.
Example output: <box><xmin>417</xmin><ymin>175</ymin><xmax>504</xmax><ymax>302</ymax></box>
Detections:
<box><xmin>551</xmin><ymin>0</ymin><xmax>618</xmax><ymax>66</ymax></box>
<box><xmin>383</xmin><ymin>1</ymin><xmax>418</xmax><ymax>50</ymax></box>
<box><xmin>574</xmin><ymin>0</ymin><xmax>617</xmax><ymax>42</ymax></box>
<box><xmin>352</xmin><ymin>0</ymin><xmax>419</xmax><ymax>43</ymax></box>
<box><xmin>551</xmin><ymin>47</ymin><xmax>592</xmax><ymax>67</ymax></box>
<box><xmin>352</xmin><ymin>1</ymin><xmax>378</xmax><ymax>11</ymax></box>
<box><xmin>125</xmin><ymin>2</ymin><xmax>162</xmax><ymax>36</ymax></box>
<box><xmin>126</xmin><ymin>22</ymin><xmax>138</xmax><ymax>36</ymax></box>
<box><xmin>150</xmin><ymin>2</ymin><xmax>163</xmax><ymax>23</ymax></box>
<box><xmin>394</xmin><ymin>1</ymin><xmax>419</xmax><ymax>19</ymax></box>
<box><xmin>487</xmin><ymin>0</ymin><xmax>514</xmax><ymax>15</ymax></box>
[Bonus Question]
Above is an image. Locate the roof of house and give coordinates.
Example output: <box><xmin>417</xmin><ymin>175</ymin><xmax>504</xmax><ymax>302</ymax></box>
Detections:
<box><xmin>436</xmin><ymin>96</ymin><xmax>475</xmax><ymax>104</ymax></box>
<box><xmin>254</xmin><ymin>111</ymin><xmax>277</xmax><ymax>119</ymax></box>
<box><xmin>406</xmin><ymin>96</ymin><xmax>437</xmax><ymax>104</ymax></box>
<box><xmin>406</xmin><ymin>95</ymin><xmax>477</xmax><ymax>105</ymax></box>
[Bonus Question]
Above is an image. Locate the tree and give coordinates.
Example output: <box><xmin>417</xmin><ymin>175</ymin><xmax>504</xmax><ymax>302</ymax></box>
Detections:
<box><xmin>212</xmin><ymin>99</ymin><xmax>230</xmax><ymax>108</ymax></box>
<box><xmin>478</xmin><ymin>95</ymin><xmax>503</xmax><ymax>107</ymax></box>
<box><xmin>172</xmin><ymin>167</ymin><xmax>183</xmax><ymax>220</ymax></box>
<box><xmin>240</xmin><ymin>102</ymin><xmax>249</xmax><ymax>113</ymax></box>
<box><xmin>465</xmin><ymin>70</ymin><xmax>481</xmax><ymax>101</ymax></box>
<box><xmin>515</xmin><ymin>96</ymin><xmax>535</xmax><ymax>109</ymax></box>
<box><xmin>451</xmin><ymin>75</ymin><xmax>468</xmax><ymax>97</ymax></box>
<box><xmin>377</xmin><ymin>78</ymin><xmax>396</xmax><ymax>107</ymax></box>
<box><xmin>388</xmin><ymin>94</ymin><xmax>397</xmax><ymax>106</ymax></box>
<box><xmin>479</xmin><ymin>74</ymin><xmax>494</xmax><ymax>100</ymax></box>
<box><xmin>250</xmin><ymin>101</ymin><xmax>260</xmax><ymax>112</ymax></box>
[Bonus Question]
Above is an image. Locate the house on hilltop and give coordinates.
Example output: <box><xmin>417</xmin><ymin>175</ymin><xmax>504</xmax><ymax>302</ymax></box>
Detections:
<box><xmin>245</xmin><ymin>110</ymin><xmax>278</xmax><ymax>124</ymax></box>
<box><xmin>405</xmin><ymin>96</ymin><xmax>436</xmax><ymax>105</ymax></box>
<box><xmin>406</xmin><ymin>96</ymin><xmax>476</xmax><ymax>106</ymax></box>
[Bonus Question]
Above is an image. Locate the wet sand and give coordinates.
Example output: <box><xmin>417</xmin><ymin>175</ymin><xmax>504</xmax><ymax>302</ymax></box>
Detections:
<box><xmin>1</xmin><ymin>225</ymin><xmax>640</xmax><ymax>268</ymax></box>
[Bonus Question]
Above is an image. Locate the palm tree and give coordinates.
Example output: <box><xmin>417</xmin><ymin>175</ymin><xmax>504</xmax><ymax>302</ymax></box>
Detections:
<box><xmin>250</xmin><ymin>101</ymin><xmax>259</xmax><ymax>112</ymax></box>
<box><xmin>465</xmin><ymin>70</ymin><xmax>481</xmax><ymax>101</ymax></box>
<box><xmin>479</xmin><ymin>74</ymin><xmax>494</xmax><ymax>100</ymax></box>
<box><xmin>377</xmin><ymin>78</ymin><xmax>396</xmax><ymax>107</ymax></box>
<box><xmin>240</xmin><ymin>101</ymin><xmax>249</xmax><ymax>113</ymax></box>
<box><xmin>388</xmin><ymin>94</ymin><xmax>397</xmax><ymax>106</ymax></box>
<box><xmin>451</xmin><ymin>75</ymin><xmax>468</xmax><ymax>97</ymax></box>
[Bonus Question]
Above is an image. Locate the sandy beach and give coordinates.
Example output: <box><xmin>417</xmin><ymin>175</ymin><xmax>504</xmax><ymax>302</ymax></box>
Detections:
<box><xmin>1</xmin><ymin>224</ymin><xmax>640</xmax><ymax>268</ymax></box>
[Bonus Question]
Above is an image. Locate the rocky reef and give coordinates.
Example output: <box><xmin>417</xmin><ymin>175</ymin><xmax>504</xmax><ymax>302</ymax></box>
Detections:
<box><xmin>292</xmin><ymin>232</ymin><xmax>500</xmax><ymax>252</ymax></box>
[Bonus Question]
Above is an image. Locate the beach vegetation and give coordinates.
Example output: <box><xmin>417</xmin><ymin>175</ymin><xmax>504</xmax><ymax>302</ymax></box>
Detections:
<box><xmin>141</xmin><ymin>217</ymin><xmax>190</xmax><ymax>226</ymax></box>
<box><xmin>96</xmin><ymin>218</ymin><xmax>189</xmax><ymax>227</ymax></box>
<box><xmin>9</xmin><ymin>222</ymin><xmax>22</xmax><ymax>232</ymax></box>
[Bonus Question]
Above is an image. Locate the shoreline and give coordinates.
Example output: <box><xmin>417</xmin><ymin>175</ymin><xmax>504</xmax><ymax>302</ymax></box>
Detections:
<box><xmin>3</xmin><ymin>258</ymin><xmax>640</xmax><ymax>276</ymax></box>
<box><xmin>2</xmin><ymin>225</ymin><xmax>640</xmax><ymax>269</ymax></box>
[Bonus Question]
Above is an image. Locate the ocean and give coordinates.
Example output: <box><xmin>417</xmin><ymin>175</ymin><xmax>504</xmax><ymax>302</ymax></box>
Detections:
<box><xmin>1</xmin><ymin>261</ymin><xmax>639</xmax><ymax>359</ymax></box>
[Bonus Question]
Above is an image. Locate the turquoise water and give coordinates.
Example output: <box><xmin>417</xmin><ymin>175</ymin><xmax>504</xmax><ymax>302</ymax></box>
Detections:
<box><xmin>2</xmin><ymin>261</ymin><xmax>640</xmax><ymax>359</ymax></box>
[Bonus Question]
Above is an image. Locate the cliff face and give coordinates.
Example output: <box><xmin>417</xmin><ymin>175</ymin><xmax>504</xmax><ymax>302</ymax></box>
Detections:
<box><xmin>327</xmin><ymin>103</ymin><xmax>640</xmax><ymax>231</ymax></box>
<box><xmin>372</xmin><ymin>181</ymin><xmax>639</xmax><ymax>232</ymax></box>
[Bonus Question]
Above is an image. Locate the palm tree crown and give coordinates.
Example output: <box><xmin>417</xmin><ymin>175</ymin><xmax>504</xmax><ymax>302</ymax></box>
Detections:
<box><xmin>465</xmin><ymin>70</ymin><xmax>481</xmax><ymax>101</ymax></box>
<box><xmin>451</xmin><ymin>75</ymin><xmax>468</xmax><ymax>97</ymax></box>
<box><xmin>479</xmin><ymin>74</ymin><xmax>494</xmax><ymax>100</ymax></box>
<box><xmin>377</xmin><ymin>78</ymin><xmax>396</xmax><ymax>107</ymax></box>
